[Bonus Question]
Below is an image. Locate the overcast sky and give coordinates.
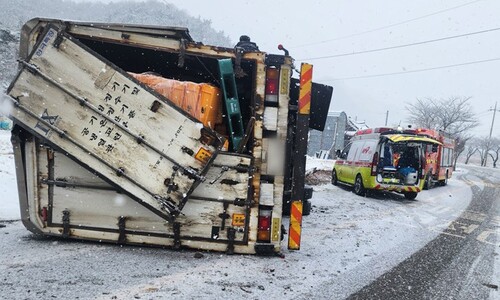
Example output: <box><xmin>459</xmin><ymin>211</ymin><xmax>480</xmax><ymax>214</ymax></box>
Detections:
<box><xmin>89</xmin><ymin>0</ymin><xmax>499</xmax><ymax>136</ymax></box>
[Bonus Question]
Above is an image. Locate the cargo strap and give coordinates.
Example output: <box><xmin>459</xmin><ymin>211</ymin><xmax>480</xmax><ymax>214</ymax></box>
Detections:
<box><xmin>236</xmin><ymin>116</ymin><xmax>255</xmax><ymax>153</ymax></box>
<box><xmin>218</xmin><ymin>59</ymin><xmax>245</xmax><ymax>151</ymax></box>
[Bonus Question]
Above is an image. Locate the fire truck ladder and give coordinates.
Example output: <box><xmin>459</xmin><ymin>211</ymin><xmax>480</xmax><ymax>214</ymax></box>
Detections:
<box><xmin>218</xmin><ymin>59</ymin><xmax>245</xmax><ymax>151</ymax></box>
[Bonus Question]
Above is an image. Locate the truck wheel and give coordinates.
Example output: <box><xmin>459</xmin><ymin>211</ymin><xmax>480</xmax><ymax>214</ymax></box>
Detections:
<box><xmin>404</xmin><ymin>192</ymin><xmax>418</xmax><ymax>200</ymax></box>
<box><xmin>440</xmin><ymin>171</ymin><xmax>449</xmax><ymax>186</ymax></box>
<box><xmin>302</xmin><ymin>200</ymin><xmax>312</xmax><ymax>216</ymax></box>
<box><xmin>423</xmin><ymin>173</ymin><xmax>433</xmax><ymax>190</ymax></box>
<box><xmin>331</xmin><ymin>169</ymin><xmax>338</xmax><ymax>185</ymax></box>
<box><xmin>353</xmin><ymin>175</ymin><xmax>366</xmax><ymax>196</ymax></box>
<box><xmin>445</xmin><ymin>171</ymin><xmax>449</xmax><ymax>185</ymax></box>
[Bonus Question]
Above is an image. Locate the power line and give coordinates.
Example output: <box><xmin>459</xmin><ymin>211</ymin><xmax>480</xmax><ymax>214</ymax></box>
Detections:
<box><xmin>298</xmin><ymin>26</ymin><xmax>500</xmax><ymax>61</ymax></box>
<box><xmin>291</xmin><ymin>0</ymin><xmax>484</xmax><ymax>49</ymax></box>
<box><xmin>322</xmin><ymin>57</ymin><xmax>500</xmax><ymax>81</ymax></box>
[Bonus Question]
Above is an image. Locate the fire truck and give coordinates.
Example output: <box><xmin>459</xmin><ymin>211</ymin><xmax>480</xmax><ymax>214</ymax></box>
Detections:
<box><xmin>413</xmin><ymin>128</ymin><xmax>456</xmax><ymax>189</ymax></box>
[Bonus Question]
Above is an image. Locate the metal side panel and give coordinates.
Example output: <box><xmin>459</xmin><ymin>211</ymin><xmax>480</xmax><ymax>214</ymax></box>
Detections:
<box><xmin>7</xmin><ymin>25</ymin><xmax>224</xmax><ymax>221</ymax></box>
<box><xmin>43</xmin><ymin>146</ymin><xmax>251</xmax><ymax>246</ymax></box>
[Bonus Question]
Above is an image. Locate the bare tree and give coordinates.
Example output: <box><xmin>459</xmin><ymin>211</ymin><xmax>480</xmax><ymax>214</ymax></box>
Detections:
<box><xmin>406</xmin><ymin>97</ymin><xmax>438</xmax><ymax>129</ymax></box>
<box><xmin>406</xmin><ymin>96</ymin><xmax>479</xmax><ymax>168</ymax></box>
<box><xmin>454</xmin><ymin>133</ymin><xmax>471</xmax><ymax>167</ymax></box>
<box><xmin>406</xmin><ymin>96</ymin><xmax>479</xmax><ymax>135</ymax></box>
<box><xmin>476</xmin><ymin>136</ymin><xmax>492</xmax><ymax>167</ymax></box>
<box><xmin>487</xmin><ymin>137</ymin><xmax>500</xmax><ymax>168</ymax></box>
<box><xmin>464</xmin><ymin>142</ymin><xmax>478</xmax><ymax>164</ymax></box>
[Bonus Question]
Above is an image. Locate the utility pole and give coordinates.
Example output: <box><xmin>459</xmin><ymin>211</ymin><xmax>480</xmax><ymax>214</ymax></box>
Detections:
<box><xmin>385</xmin><ymin>110</ymin><xmax>389</xmax><ymax>126</ymax></box>
<box><xmin>489</xmin><ymin>102</ymin><xmax>497</xmax><ymax>139</ymax></box>
<box><xmin>486</xmin><ymin>102</ymin><xmax>499</xmax><ymax>166</ymax></box>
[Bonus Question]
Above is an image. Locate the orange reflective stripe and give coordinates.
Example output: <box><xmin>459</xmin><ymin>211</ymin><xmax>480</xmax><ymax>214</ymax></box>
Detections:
<box><xmin>288</xmin><ymin>200</ymin><xmax>303</xmax><ymax>250</ymax></box>
<box><xmin>298</xmin><ymin>63</ymin><xmax>313</xmax><ymax>115</ymax></box>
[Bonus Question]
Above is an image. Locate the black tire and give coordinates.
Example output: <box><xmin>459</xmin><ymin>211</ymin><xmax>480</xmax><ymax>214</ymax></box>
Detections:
<box><xmin>331</xmin><ymin>169</ymin><xmax>338</xmax><ymax>185</ymax></box>
<box><xmin>404</xmin><ymin>192</ymin><xmax>418</xmax><ymax>200</ymax></box>
<box><xmin>302</xmin><ymin>199</ymin><xmax>311</xmax><ymax>216</ymax></box>
<box><xmin>439</xmin><ymin>171</ymin><xmax>449</xmax><ymax>186</ymax></box>
<box><xmin>444</xmin><ymin>171</ymin><xmax>449</xmax><ymax>186</ymax></box>
<box><xmin>353</xmin><ymin>175</ymin><xmax>366</xmax><ymax>196</ymax></box>
<box><xmin>423</xmin><ymin>172</ymin><xmax>433</xmax><ymax>190</ymax></box>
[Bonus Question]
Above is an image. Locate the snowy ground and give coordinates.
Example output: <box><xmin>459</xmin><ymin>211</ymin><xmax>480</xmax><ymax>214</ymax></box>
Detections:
<box><xmin>0</xmin><ymin>130</ymin><xmax>18</xmax><ymax>220</ymax></box>
<box><xmin>1</xmin><ymin>130</ymin><xmax>489</xmax><ymax>299</ymax></box>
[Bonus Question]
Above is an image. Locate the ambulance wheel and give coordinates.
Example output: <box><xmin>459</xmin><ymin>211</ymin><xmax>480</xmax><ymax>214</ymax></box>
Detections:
<box><xmin>404</xmin><ymin>192</ymin><xmax>418</xmax><ymax>200</ymax></box>
<box><xmin>331</xmin><ymin>169</ymin><xmax>338</xmax><ymax>185</ymax></box>
<box><xmin>353</xmin><ymin>175</ymin><xmax>366</xmax><ymax>196</ymax></box>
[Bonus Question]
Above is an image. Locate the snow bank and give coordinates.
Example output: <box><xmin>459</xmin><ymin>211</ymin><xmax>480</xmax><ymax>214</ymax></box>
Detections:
<box><xmin>306</xmin><ymin>156</ymin><xmax>334</xmax><ymax>172</ymax></box>
<box><xmin>0</xmin><ymin>130</ymin><xmax>19</xmax><ymax>220</ymax></box>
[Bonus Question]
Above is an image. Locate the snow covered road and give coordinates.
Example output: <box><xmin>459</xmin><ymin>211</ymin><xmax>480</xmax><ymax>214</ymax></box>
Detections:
<box><xmin>1</xmin><ymin>131</ymin><xmax>499</xmax><ymax>299</ymax></box>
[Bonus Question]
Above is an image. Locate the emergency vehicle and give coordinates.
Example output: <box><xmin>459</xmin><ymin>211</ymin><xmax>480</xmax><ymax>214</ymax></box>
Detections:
<box><xmin>332</xmin><ymin>127</ymin><xmax>441</xmax><ymax>200</ymax></box>
<box><xmin>5</xmin><ymin>18</ymin><xmax>333</xmax><ymax>254</ymax></box>
<box><xmin>412</xmin><ymin>128</ymin><xmax>456</xmax><ymax>189</ymax></box>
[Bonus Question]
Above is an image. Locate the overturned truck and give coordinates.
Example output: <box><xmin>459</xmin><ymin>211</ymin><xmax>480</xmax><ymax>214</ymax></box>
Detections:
<box><xmin>6</xmin><ymin>19</ymin><xmax>333</xmax><ymax>254</ymax></box>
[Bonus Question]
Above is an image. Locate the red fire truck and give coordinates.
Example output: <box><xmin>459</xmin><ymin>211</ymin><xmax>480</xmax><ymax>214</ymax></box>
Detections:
<box><xmin>413</xmin><ymin>128</ymin><xmax>456</xmax><ymax>189</ymax></box>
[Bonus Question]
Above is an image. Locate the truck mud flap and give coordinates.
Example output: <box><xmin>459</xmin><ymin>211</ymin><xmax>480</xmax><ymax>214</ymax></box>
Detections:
<box><xmin>6</xmin><ymin>25</ymin><xmax>224</xmax><ymax>221</ymax></box>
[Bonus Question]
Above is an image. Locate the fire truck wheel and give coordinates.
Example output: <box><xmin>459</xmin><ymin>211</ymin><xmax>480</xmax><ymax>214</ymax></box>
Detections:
<box><xmin>404</xmin><ymin>192</ymin><xmax>418</xmax><ymax>200</ymax></box>
<box><xmin>331</xmin><ymin>169</ymin><xmax>338</xmax><ymax>185</ymax></box>
<box><xmin>424</xmin><ymin>173</ymin><xmax>433</xmax><ymax>190</ymax></box>
<box><xmin>442</xmin><ymin>171</ymin><xmax>449</xmax><ymax>186</ymax></box>
<box><xmin>353</xmin><ymin>175</ymin><xmax>366</xmax><ymax>196</ymax></box>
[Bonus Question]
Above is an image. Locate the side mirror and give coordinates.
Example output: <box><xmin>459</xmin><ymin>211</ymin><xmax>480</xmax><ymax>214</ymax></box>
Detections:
<box><xmin>432</xmin><ymin>145</ymin><xmax>438</xmax><ymax>153</ymax></box>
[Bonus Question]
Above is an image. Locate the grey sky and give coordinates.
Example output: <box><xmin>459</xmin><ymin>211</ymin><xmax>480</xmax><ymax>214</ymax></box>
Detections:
<box><xmin>86</xmin><ymin>0</ymin><xmax>500</xmax><ymax>136</ymax></box>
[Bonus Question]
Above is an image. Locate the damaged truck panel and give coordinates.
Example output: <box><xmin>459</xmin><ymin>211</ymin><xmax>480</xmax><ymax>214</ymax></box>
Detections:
<box><xmin>8</xmin><ymin>26</ymin><xmax>223</xmax><ymax>221</ymax></box>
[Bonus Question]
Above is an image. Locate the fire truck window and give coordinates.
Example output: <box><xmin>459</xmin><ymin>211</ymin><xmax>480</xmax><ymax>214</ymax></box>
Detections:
<box><xmin>432</xmin><ymin>144</ymin><xmax>438</xmax><ymax>152</ymax></box>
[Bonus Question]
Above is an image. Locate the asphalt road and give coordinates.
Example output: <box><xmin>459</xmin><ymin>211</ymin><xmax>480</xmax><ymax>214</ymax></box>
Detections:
<box><xmin>347</xmin><ymin>166</ymin><xmax>500</xmax><ymax>299</ymax></box>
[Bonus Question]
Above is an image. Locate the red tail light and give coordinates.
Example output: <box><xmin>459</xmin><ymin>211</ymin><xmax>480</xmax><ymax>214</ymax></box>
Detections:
<box><xmin>371</xmin><ymin>152</ymin><xmax>379</xmax><ymax>176</ymax></box>
<box><xmin>257</xmin><ymin>209</ymin><xmax>272</xmax><ymax>242</ymax></box>
<box><xmin>265</xmin><ymin>68</ymin><xmax>279</xmax><ymax>103</ymax></box>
